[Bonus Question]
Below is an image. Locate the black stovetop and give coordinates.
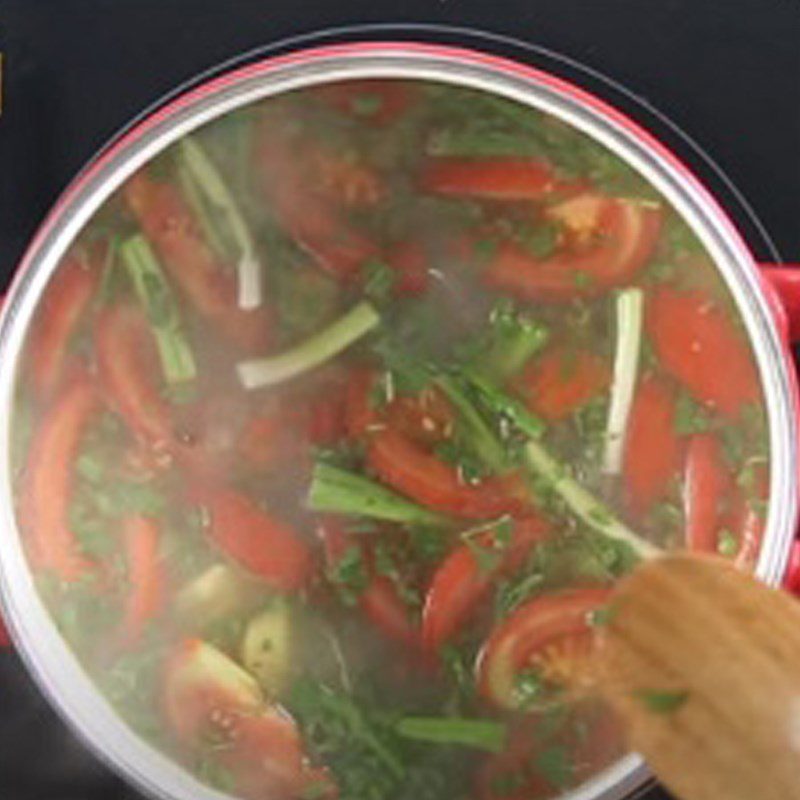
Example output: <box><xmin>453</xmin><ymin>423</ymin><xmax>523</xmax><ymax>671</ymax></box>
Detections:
<box><xmin>0</xmin><ymin>1</ymin><xmax>798</xmax><ymax>798</ymax></box>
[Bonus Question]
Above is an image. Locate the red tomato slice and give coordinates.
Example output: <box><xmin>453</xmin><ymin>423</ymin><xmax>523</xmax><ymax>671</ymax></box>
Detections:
<box><xmin>119</xmin><ymin>516</ymin><xmax>164</xmax><ymax>648</ymax></box>
<box><xmin>95</xmin><ymin>303</ymin><xmax>172</xmax><ymax>449</ymax></box>
<box><xmin>419</xmin><ymin>157</ymin><xmax>559</xmax><ymax>200</ymax></box>
<box><xmin>306</xmin><ymin>381</ymin><xmax>348</xmax><ymax>447</ymax></box>
<box><xmin>368</xmin><ymin>429</ymin><xmax>525</xmax><ymax>519</ymax></box>
<box><xmin>684</xmin><ymin>434</ymin><xmax>731</xmax><ymax>553</ymax></box>
<box><xmin>484</xmin><ymin>194</ymin><xmax>662</xmax><ymax>300</ymax></box>
<box><xmin>162</xmin><ymin>639</ymin><xmax>330</xmax><ymax>800</ymax></box>
<box><xmin>236</xmin><ymin>399</ymin><xmax>311</xmax><ymax>472</ymax></box>
<box><xmin>622</xmin><ymin>375</ymin><xmax>683</xmax><ymax>518</ymax></box>
<box><xmin>20</xmin><ymin>370</ymin><xmax>99</xmax><ymax>579</ymax></box>
<box><xmin>476</xmin><ymin>589</ymin><xmax>612</xmax><ymax>710</ymax></box>
<box><xmin>124</xmin><ymin>173</ymin><xmax>272</xmax><ymax>352</ymax></box>
<box><xmin>647</xmin><ymin>285</ymin><xmax>760</xmax><ymax>418</ymax></box>
<box><xmin>28</xmin><ymin>244</ymin><xmax>103</xmax><ymax>400</ymax></box>
<box><xmin>314</xmin><ymin>79</ymin><xmax>416</xmax><ymax>125</ymax></box>
<box><xmin>359</xmin><ymin>574</ymin><xmax>420</xmax><ymax>649</ymax></box>
<box><xmin>422</xmin><ymin>516</ymin><xmax>549</xmax><ymax>653</ymax></box>
<box><xmin>318</xmin><ymin>519</ymin><xmax>420</xmax><ymax>649</ymax></box>
<box><xmin>515</xmin><ymin>345</ymin><xmax>610</xmax><ymax>422</ymax></box>
<box><xmin>200</xmin><ymin>488</ymin><xmax>312</xmax><ymax>592</ymax></box>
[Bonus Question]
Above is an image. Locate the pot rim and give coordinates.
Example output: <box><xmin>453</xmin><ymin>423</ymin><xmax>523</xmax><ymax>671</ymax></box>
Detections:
<box><xmin>0</xmin><ymin>41</ymin><xmax>795</xmax><ymax>800</ymax></box>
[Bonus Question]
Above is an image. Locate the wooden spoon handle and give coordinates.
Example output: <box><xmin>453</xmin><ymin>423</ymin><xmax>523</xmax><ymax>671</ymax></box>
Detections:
<box><xmin>598</xmin><ymin>553</ymin><xmax>800</xmax><ymax>800</ymax></box>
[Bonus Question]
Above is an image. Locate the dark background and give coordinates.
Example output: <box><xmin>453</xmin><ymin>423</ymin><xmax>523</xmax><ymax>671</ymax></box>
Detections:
<box><xmin>0</xmin><ymin>1</ymin><xmax>798</xmax><ymax>798</ymax></box>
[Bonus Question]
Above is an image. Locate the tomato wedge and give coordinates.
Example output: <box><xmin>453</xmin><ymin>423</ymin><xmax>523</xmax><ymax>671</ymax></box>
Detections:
<box><xmin>28</xmin><ymin>244</ymin><xmax>103</xmax><ymax>400</ymax></box>
<box><xmin>422</xmin><ymin>516</ymin><xmax>549</xmax><ymax>653</ymax></box>
<box><xmin>318</xmin><ymin>519</ymin><xmax>420</xmax><ymax>649</ymax></box>
<box><xmin>95</xmin><ymin>303</ymin><xmax>172</xmax><ymax>449</ymax></box>
<box><xmin>476</xmin><ymin>588</ymin><xmax>612</xmax><ymax>710</ymax></box>
<box><xmin>200</xmin><ymin>488</ymin><xmax>312</xmax><ymax>592</ymax></box>
<box><xmin>484</xmin><ymin>194</ymin><xmax>662</xmax><ymax>300</ymax></box>
<box><xmin>622</xmin><ymin>375</ymin><xmax>683</xmax><ymax>518</ymax></box>
<box><xmin>368</xmin><ymin>429</ymin><xmax>525</xmax><ymax>519</ymax></box>
<box><xmin>647</xmin><ymin>285</ymin><xmax>760</xmax><ymax>418</ymax></box>
<box><xmin>20</xmin><ymin>370</ymin><xmax>99</xmax><ymax>579</ymax></box>
<box><xmin>516</xmin><ymin>345</ymin><xmax>610</xmax><ymax>422</ymax></box>
<box><xmin>684</xmin><ymin>434</ymin><xmax>731</xmax><ymax>554</ymax></box>
<box><xmin>419</xmin><ymin>157</ymin><xmax>559</xmax><ymax>201</ymax></box>
<box><xmin>124</xmin><ymin>172</ymin><xmax>272</xmax><ymax>352</ymax></box>
<box><xmin>119</xmin><ymin>516</ymin><xmax>164</xmax><ymax>648</ymax></box>
<box><xmin>162</xmin><ymin>639</ymin><xmax>332</xmax><ymax>799</ymax></box>
<box><xmin>257</xmin><ymin>129</ymin><xmax>378</xmax><ymax>283</ymax></box>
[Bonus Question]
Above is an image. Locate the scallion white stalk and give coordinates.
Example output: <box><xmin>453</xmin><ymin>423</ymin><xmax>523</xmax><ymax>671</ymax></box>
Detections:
<box><xmin>237</xmin><ymin>301</ymin><xmax>380</xmax><ymax>389</ymax></box>
<box><xmin>602</xmin><ymin>287</ymin><xmax>644</xmax><ymax>475</ymax></box>
<box><xmin>177</xmin><ymin>137</ymin><xmax>263</xmax><ymax>310</ymax></box>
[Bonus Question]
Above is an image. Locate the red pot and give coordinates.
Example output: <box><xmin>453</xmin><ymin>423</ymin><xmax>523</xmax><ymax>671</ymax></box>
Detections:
<box><xmin>0</xmin><ymin>41</ymin><xmax>798</xmax><ymax>800</ymax></box>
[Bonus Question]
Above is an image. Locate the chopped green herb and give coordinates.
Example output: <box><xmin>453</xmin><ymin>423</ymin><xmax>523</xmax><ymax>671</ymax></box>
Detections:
<box><xmin>648</xmin><ymin>261</ymin><xmax>677</xmax><ymax>282</ymax></box>
<box><xmin>588</xmin><ymin>605</ymin><xmax>617</xmax><ymax>627</ymax></box>
<box><xmin>635</xmin><ymin>688</ymin><xmax>690</xmax><ymax>714</ymax></box>
<box><xmin>674</xmin><ymin>392</ymin><xmax>712</xmax><ymax>435</ymax></box>
<box><xmin>195</xmin><ymin>756</ymin><xmax>238</xmax><ymax>793</ymax></box>
<box><xmin>351</xmin><ymin>93</ymin><xmax>383</xmax><ymax>117</ymax></box>
<box><xmin>362</xmin><ymin>258</ymin><xmax>397</xmax><ymax>303</ymax></box>
<box><xmin>717</xmin><ymin>528</ymin><xmax>739</xmax><ymax>557</ymax></box>
<box><xmin>535</xmin><ymin>745</ymin><xmax>573</xmax><ymax>788</ymax></box>
<box><xmin>513</xmin><ymin>668</ymin><xmax>546</xmax><ymax>709</ymax></box>
<box><xmin>76</xmin><ymin>453</ymin><xmax>104</xmax><ymax>483</ymax></box>
<box><xmin>395</xmin><ymin>717</ymin><xmax>507</xmax><ymax>753</ymax></box>
<box><xmin>329</xmin><ymin>545</ymin><xmax>369</xmax><ymax>607</ymax></box>
<box><xmin>516</xmin><ymin>222</ymin><xmax>559</xmax><ymax>260</ymax></box>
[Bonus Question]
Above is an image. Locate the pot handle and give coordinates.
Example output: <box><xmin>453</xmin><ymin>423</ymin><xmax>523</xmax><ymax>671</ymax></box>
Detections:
<box><xmin>761</xmin><ymin>264</ymin><xmax>800</xmax><ymax>595</ymax></box>
<box><xmin>761</xmin><ymin>265</ymin><xmax>800</xmax><ymax>342</ymax></box>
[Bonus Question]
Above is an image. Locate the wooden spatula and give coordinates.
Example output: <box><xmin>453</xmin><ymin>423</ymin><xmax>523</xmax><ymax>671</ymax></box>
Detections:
<box><xmin>597</xmin><ymin>553</ymin><xmax>800</xmax><ymax>800</ymax></box>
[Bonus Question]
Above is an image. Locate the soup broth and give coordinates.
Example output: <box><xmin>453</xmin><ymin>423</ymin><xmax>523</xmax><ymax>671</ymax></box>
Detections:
<box><xmin>12</xmin><ymin>78</ymin><xmax>769</xmax><ymax>800</ymax></box>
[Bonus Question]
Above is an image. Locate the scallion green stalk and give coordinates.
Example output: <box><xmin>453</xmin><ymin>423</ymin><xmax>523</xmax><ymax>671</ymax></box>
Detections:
<box><xmin>462</xmin><ymin>370</ymin><xmax>658</xmax><ymax>559</ymax></box>
<box><xmin>465</xmin><ymin>370</ymin><xmax>546</xmax><ymax>440</ymax></box>
<box><xmin>308</xmin><ymin>462</ymin><xmax>448</xmax><ymax>527</ymax></box>
<box><xmin>177</xmin><ymin>136</ymin><xmax>263</xmax><ymax>310</ymax></box>
<box><xmin>602</xmin><ymin>288</ymin><xmax>644</xmax><ymax>475</ymax></box>
<box><xmin>237</xmin><ymin>302</ymin><xmax>380</xmax><ymax>389</ymax></box>
<box><xmin>435</xmin><ymin>375</ymin><xmax>509</xmax><ymax>474</ymax></box>
<box><xmin>120</xmin><ymin>235</ymin><xmax>197</xmax><ymax>384</ymax></box>
<box><xmin>523</xmin><ymin>438</ymin><xmax>659</xmax><ymax>559</ymax></box>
